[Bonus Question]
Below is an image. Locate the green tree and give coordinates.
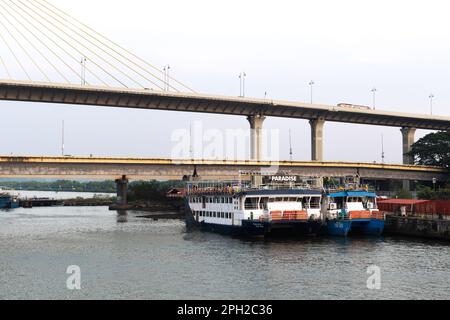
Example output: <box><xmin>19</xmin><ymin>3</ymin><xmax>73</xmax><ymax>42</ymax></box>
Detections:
<box><xmin>409</xmin><ymin>131</ymin><xmax>450</xmax><ymax>168</ymax></box>
<box><xmin>127</xmin><ymin>180</ymin><xmax>186</xmax><ymax>202</ymax></box>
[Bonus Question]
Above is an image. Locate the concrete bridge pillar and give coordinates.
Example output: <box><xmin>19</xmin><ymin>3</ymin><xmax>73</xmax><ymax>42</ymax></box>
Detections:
<box><xmin>310</xmin><ymin>118</ymin><xmax>325</xmax><ymax>161</ymax></box>
<box><xmin>401</xmin><ymin>127</ymin><xmax>416</xmax><ymax>191</ymax></box>
<box><xmin>247</xmin><ymin>115</ymin><xmax>266</xmax><ymax>161</ymax></box>
<box><xmin>115</xmin><ymin>175</ymin><xmax>129</xmax><ymax>206</ymax></box>
<box><xmin>401</xmin><ymin>127</ymin><xmax>416</xmax><ymax>165</ymax></box>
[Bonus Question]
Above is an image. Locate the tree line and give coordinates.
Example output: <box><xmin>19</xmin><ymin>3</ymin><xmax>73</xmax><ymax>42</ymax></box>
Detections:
<box><xmin>0</xmin><ymin>180</ymin><xmax>116</xmax><ymax>193</ymax></box>
<box><xmin>409</xmin><ymin>131</ymin><xmax>450</xmax><ymax>200</ymax></box>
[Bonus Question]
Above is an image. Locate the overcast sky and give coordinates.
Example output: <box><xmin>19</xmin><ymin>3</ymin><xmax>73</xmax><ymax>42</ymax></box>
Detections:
<box><xmin>1</xmin><ymin>0</ymin><xmax>450</xmax><ymax>163</ymax></box>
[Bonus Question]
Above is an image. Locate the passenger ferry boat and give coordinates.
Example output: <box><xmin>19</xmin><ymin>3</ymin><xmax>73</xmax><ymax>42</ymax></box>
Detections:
<box><xmin>185</xmin><ymin>176</ymin><xmax>323</xmax><ymax>237</ymax></box>
<box><xmin>324</xmin><ymin>181</ymin><xmax>385</xmax><ymax>236</ymax></box>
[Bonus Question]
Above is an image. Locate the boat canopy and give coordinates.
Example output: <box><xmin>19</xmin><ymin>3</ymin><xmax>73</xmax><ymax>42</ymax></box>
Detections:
<box><xmin>237</xmin><ymin>189</ymin><xmax>322</xmax><ymax>197</ymax></box>
<box><xmin>328</xmin><ymin>191</ymin><xmax>376</xmax><ymax>198</ymax></box>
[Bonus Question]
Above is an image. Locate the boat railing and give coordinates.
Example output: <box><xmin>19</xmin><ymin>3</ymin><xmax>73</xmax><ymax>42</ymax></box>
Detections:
<box><xmin>186</xmin><ymin>181</ymin><xmax>320</xmax><ymax>195</ymax></box>
<box><xmin>324</xmin><ymin>185</ymin><xmax>376</xmax><ymax>194</ymax></box>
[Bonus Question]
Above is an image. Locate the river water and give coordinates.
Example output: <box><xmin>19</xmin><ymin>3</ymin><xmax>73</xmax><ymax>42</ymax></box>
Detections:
<box><xmin>1</xmin><ymin>193</ymin><xmax>450</xmax><ymax>300</ymax></box>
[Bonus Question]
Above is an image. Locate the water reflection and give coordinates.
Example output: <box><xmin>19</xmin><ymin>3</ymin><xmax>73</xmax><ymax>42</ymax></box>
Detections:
<box><xmin>116</xmin><ymin>210</ymin><xmax>128</xmax><ymax>223</ymax></box>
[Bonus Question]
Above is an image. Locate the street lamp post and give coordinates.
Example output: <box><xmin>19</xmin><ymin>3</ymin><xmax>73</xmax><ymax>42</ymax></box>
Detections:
<box><xmin>80</xmin><ymin>57</ymin><xmax>86</xmax><ymax>85</ymax></box>
<box><xmin>167</xmin><ymin>65</ymin><xmax>171</xmax><ymax>91</ymax></box>
<box><xmin>238</xmin><ymin>73</ymin><xmax>247</xmax><ymax>97</ymax></box>
<box><xmin>429</xmin><ymin>94</ymin><xmax>435</xmax><ymax>115</ymax></box>
<box><xmin>239</xmin><ymin>73</ymin><xmax>242</xmax><ymax>97</ymax></box>
<box><xmin>371</xmin><ymin>88</ymin><xmax>377</xmax><ymax>110</ymax></box>
<box><xmin>163</xmin><ymin>65</ymin><xmax>171</xmax><ymax>91</ymax></box>
<box><xmin>242</xmin><ymin>72</ymin><xmax>247</xmax><ymax>97</ymax></box>
<box><xmin>309</xmin><ymin>81</ymin><xmax>315</xmax><ymax>104</ymax></box>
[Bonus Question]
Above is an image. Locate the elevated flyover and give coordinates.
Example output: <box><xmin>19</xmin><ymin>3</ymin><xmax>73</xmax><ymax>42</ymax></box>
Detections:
<box><xmin>0</xmin><ymin>155</ymin><xmax>447</xmax><ymax>182</ymax></box>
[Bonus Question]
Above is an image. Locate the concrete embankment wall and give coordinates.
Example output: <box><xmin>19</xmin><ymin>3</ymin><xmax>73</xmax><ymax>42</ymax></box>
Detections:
<box><xmin>385</xmin><ymin>215</ymin><xmax>450</xmax><ymax>240</ymax></box>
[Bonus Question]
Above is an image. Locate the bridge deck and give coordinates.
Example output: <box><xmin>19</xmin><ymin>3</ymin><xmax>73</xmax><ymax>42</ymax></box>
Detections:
<box><xmin>2</xmin><ymin>80</ymin><xmax>450</xmax><ymax>130</ymax></box>
<box><xmin>0</xmin><ymin>155</ymin><xmax>447</xmax><ymax>181</ymax></box>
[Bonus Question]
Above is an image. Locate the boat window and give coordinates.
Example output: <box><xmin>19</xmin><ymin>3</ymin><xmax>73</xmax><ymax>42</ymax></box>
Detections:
<box><xmin>288</xmin><ymin>197</ymin><xmax>297</xmax><ymax>202</ymax></box>
<box><xmin>301</xmin><ymin>197</ymin><xmax>309</xmax><ymax>209</ymax></box>
<box><xmin>244</xmin><ymin>197</ymin><xmax>258</xmax><ymax>210</ymax></box>
<box><xmin>334</xmin><ymin>198</ymin><xmax>344</xmax><ymax>209</ymax></box>
<box><xmin>275</xmin><ymin>197</ymin><xmax>282</xmax><ymax>202</ymax></box>
<box><xmin>310</xmin><ymin>197</ymin><xmax>321</xmax><ymax>209</ymax></box>
<box><xmin>260</xmin><ymin>197</ymin><xmax>269</xmax><ymax>210</ymax></box>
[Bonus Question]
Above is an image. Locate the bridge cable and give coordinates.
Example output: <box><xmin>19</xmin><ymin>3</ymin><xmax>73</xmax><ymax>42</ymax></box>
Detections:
<box><xmin>17</xmin><ymin>0</ymin><xmax>141</xmax><ymax>88</ymax></box>
<box><xmin>0</xmin><ymin>54</ymin><xmax>11</xmax><ymax>79</ymax></box>
<box><xmin>0</xmin><ymin>10</ymin><xmax>51</xmax><ymax>82</ymax></box>
<box><xmin>15</xmin><ymin>0</ymin><xmax>125</xmax><ymax>87</ymax></box>
<box><xmin>0</xmin><ymin>1</ymin><xmax>71</xmax><ymax>83</ymax></box>
<box><xmin>2</xmin><ymin>0</ymin><xmax>90</xmax><ymax>85</ymax></box>
<box><xmin>32</xmin><ymin>0</ymin><xmax>167</xmax><ymax>91</ymax></box>
<box><xmin>39</xmin><ymin>0</ymin><xmax>196</xmax><ymax>93</ymax></box>
<box><xmin>0</xmin><ymin>4</ymin><xmax>66</xmax><ymax>83</ymax></box>
<box><xmin>9</xmin><ymin>0</ymin><xmax>109</xmax><ymax>86</ymax></box>
<box><xmin>0</xmin><ymin>21</ymin><xmax>31</xmax><ymax>80</ymax></box>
